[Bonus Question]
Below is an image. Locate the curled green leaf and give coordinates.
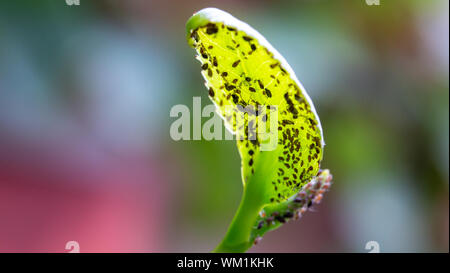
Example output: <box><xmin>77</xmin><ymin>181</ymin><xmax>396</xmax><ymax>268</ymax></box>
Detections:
<box><xmin>186</xmin><ymin>7</ymin><xmax>330</xmax><ymax>252</ymax></box>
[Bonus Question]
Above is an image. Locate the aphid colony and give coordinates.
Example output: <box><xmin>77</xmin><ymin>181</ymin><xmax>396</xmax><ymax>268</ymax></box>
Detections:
<box><xmin>251</xmin><ymin>169</ymin><xmax>333</xmax><ymax>245</ymax></box>
<box><xmin>191</xmin><ymin>21</ymin><xmax>324</xmax><ymax>204</ymax></box>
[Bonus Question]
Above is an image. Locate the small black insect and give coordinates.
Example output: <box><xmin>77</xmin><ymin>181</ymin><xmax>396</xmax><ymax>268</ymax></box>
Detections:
<box><xmin>208</xmin><ymin>88</ymin><xmax>215</xmax><ymax>97</ymax></box>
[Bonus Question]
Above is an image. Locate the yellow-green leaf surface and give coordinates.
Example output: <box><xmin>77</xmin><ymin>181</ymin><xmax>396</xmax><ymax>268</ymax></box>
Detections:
<box><xmin>187</xmin><ymin>8</ymin><xmax>324</xmax><ymax>203</ymax></box>
<box><xmin>186</xmin><ymin>8</ymin><xmax>325</xmax><ymax>252</ymax></box>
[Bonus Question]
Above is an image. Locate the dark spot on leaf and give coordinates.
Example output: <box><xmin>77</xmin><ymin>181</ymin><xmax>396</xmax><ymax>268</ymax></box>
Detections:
<box><xmin>206</xmin><ymin>23</ymin><xmax>218</xmax><ymax>34</ymax></box>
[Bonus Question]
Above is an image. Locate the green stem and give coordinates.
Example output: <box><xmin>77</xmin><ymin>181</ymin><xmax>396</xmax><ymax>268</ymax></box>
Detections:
<box><xmin>213</xmin><ymin>185</ymin><xmax>264</xmax><ymax>253</ymax></box>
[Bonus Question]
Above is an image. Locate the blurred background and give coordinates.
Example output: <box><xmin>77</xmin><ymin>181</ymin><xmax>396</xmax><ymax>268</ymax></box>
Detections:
<box><xmin>0</xmin><ymin>0</ymin><xmax>448</xmax><ymax>252</ymax></box>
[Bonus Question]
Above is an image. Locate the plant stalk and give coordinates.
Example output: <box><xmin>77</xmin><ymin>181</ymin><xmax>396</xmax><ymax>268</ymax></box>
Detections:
<box><xmin>213</xmin><ymin>185</ymin><xmax>264</xmax><ymax>253</ymax></box>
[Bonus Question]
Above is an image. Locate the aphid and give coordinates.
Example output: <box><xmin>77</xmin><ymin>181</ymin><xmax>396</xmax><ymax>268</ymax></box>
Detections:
<box><xmin>257</xmin><ymin>221</ymin><xmax>264</xmax><ymax>230</ymax></box>
<box><xmin>209</xmin><ymin>88</ymin><xmax>215</xmax><ymax>97</ymax></box>
<box><xmin>300</xmin><ymin>205</ymin><xmax>308</xmax><ymax>214</ymax></box>
<box><xmin>226</xmin><ymin>84</ymin><xmax>235</xmax><ymax>91</ymax></box>
<box><xmin>275</xmin><ymin>215</ymin><xmax>285</xmax><ymax>223</ymax></box>
<box><xmin>313</xmin><ymin>194</ymin><xmax>323</xmax><ymax>204</ymax></box>
<box><xmin>206</xmin><ymin>23</ymin><xmax>219</xmax><ymax>34</ymax></box>
<box><xmin>313</xmin><ymin>181</ymin><xmax>322</xmax><ymax>190</ymax></box>
<box><xmin>258</xmin><ymin>80</ymin><xmax>264</xmax><ymax>89</ymax></box>
<box><xmin>284</xmin><ymin>212</ymin><xmax>294</xmax><ymax>219</ymax></box>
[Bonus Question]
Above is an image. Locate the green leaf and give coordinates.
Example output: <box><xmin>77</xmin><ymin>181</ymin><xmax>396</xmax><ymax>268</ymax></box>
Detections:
<box><xmin>186</xmin><ymin>7</ymin><xmax>328</xmax><ymax>252</ymax></box>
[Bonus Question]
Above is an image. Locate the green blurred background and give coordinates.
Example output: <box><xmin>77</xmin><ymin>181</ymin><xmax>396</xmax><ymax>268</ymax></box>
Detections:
<box><xmin>0</xmin><ymin>0</ymin><xmax>448</xmax><ymax>252</ymax></box>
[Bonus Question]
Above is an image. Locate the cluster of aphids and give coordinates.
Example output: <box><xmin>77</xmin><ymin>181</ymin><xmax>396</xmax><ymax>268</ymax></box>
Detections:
<box><xmin>253</xmin><ymin>169</ymin><xmax>332</xmax><ymax>245</ymax></box>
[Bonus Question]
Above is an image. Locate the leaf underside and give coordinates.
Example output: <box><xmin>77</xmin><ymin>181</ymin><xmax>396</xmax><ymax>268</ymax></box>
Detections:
<box><xmin>189</xmin><ymin>22</ymin><xmax>323</xmax><ymax>205</ymax></box>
